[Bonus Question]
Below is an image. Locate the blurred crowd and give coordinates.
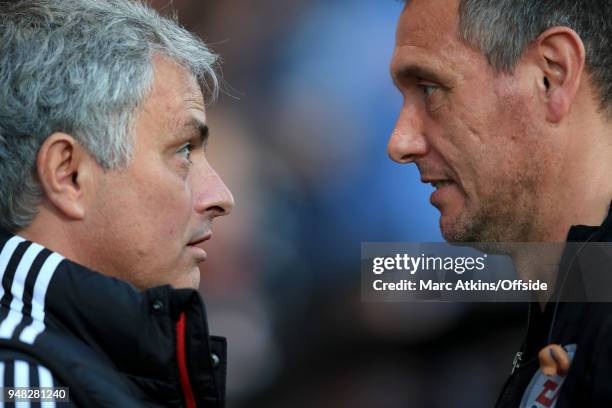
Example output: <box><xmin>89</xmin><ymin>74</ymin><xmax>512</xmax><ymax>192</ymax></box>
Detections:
<box><xmin>149</xmin><ymin>1</ymin><xmax>527</xmax><ymax>406</ymax></box>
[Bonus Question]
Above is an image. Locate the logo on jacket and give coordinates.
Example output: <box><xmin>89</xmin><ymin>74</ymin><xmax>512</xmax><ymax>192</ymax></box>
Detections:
<box><xmin>519</xmin><ymin>344</ymin><xmax>577</xmax><ymax>408</ymax></box>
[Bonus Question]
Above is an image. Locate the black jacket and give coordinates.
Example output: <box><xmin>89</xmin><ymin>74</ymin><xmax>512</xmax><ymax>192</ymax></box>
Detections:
<box><xmin>0</xmin><ymin>229</ymin><xmax>226</xmax><ymax>407</ymax></box>
<box><xmin>496</xmin><ymin>203</ymin><xmax>612</xmax><ymax>407</ymax></box>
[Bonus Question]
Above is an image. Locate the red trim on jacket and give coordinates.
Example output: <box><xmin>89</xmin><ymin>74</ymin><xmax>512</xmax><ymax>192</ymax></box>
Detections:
<box><xmin>177</xmin><ymin>312</ymin><xmax>197</xmax><ymax>408</ymax></box>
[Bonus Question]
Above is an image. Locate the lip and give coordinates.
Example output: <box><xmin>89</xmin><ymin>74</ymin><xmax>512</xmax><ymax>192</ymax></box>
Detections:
<box><xmin>188</xmin><ymin>233</ymin><xmax>211</xmax><ymax>246</ymax></box>
<box><xmin>423</xmin><ymin>179</ymin><xmax>456</xmax><ymax>207</ymax></box>
<box><xmin>421</xmin><ymin>177</ymin><xmax>454</xmax><ymax>185</ymax></box>
<box><xmin>187</xmin><ymin>233</ymin><xmax>211</xmax><ymax>263</ymax></box>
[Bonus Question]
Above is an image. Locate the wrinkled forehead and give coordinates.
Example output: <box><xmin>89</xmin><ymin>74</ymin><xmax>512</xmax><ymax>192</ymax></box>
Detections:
<box><xmin>395</xmin><ymin>0</ymin><xmax>460</xmax><ymax>48</ymax></box>
<box><xmin>149</xmin><ymin>54</ymin><xmax>206</xmax><ymax>117</ymax></box>
<box><xmin>391</xmin><ymin>0</ymin><xmax>483</xmax><ymax>81</ymax></box>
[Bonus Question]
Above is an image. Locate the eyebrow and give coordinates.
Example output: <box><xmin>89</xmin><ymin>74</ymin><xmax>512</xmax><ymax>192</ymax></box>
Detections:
<box><xmin>392</xmin><ymin>63</ymin><xmax>446</xmax><ymax>88</ymax></box>
<box><xmin>181</xmin><ymin>118</ymin><xmax>209</xmax><ymax>146</ymax></box>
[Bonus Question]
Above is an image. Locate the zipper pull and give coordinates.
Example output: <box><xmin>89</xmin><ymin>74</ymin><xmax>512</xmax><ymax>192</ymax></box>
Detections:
<box><xmin>511</xmin><ymin>351</ymin><xmax>522</xmax><ymax>374</ymax></box>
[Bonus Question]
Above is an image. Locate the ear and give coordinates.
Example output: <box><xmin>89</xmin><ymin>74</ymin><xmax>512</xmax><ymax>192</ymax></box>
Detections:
<box><xmin>533</xmin><ymin>27</ymin><xmax>586</xmax><ymax>124</ymax></box>
<box><xmin>36</xmin><ymin>133</ymin><xmax>95</xmax><ymax>220</ymax></box>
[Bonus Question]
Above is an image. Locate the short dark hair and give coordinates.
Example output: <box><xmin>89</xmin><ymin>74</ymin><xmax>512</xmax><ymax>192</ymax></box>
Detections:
<box><xmin>404</xmin><ymin>0</ymin><xmax>612</xmax><ymax>115</ymax></box>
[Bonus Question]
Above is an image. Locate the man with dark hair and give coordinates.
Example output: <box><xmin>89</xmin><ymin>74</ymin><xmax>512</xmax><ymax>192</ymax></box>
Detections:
<box><xmin>0</xmin><ymin>0</ymin><xmax>233</xmax><ymax>406</ymax></box>
<box><xmin>389</xmin><ymin>0</ymin><xmax>611</xmax><ymax>405</ymax></box>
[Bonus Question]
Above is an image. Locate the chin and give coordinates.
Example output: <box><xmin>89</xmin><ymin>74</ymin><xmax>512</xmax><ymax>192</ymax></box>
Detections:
<box><xmin>170</xmin><ymin>267</ymin><xmax>201</xmax><ymax>289</ymax></box>
<box><xmin>439</xmin><ymin>213</ymin><xmax>478</xmax><ymax>243</ymax></box>
<box><xmin>441</xmin><ymin>227</ymin><xmax>465</xmax><ymax>243</ymax></box>
<box><xmin>439</xmin><ymin>211</ymin><xmax>463</xmax><ymax>241</ymax></box>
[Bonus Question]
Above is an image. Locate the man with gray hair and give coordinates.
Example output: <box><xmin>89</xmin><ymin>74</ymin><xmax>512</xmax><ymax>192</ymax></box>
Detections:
<box><xmin>389</xmin><ymin>0</ymin><xmax>611</xmax><ymax>406</ymax></box>
<box><xmin>0</xmin><ymin>0</ymin><xmax>233</xmax><ymax>406</ymax></box>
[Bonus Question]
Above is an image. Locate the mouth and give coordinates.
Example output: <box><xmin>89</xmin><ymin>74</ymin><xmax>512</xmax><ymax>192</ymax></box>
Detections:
<box><xmin>422</xmin><ymin>178</ymin><xmax>459</xmax><ymax>209</ymax></box>
<box><xmin>187</xmin><ymin>234</ymin><xmax>212</xmax><ymax>263</ymax></box>
<box><xmin>422</xmin><ymin>178</ymin><xmax>456</xmax><ymax>189</ymax></box>
<box><xmin>429</xmin><ymin>180</ymin><xmax>454</xmax><ymax>190</ymax></box>
<box><xmin>188</xmin><ymin>233</ymin><xmax>212</xmax><ymax>246</ymax></box>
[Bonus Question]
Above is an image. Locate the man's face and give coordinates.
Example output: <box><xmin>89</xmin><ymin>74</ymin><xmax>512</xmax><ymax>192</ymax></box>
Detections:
<box><xmin>389</xmin><ymin>0</ymin><xmax>555</xmax><ymax>242</ymax></box>
<box><xmin>81</xmin><ymin>55</ymin><xmax>234</xmax><ymax>289</ymax></box>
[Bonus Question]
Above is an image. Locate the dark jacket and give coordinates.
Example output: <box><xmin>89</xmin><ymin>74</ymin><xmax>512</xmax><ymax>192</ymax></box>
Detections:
<box><xmin>496</xmin><ymin>203</ymin><xmax>612</xmax><ymax>407</ymax></box>
<box><xmin>0</xmin><ymin>229</ymin><xmax>226</xmax><ymax>407</ymax></box>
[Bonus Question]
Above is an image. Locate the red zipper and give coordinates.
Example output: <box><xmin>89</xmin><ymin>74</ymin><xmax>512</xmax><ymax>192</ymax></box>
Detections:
<box><xmin>176</xmin><ymin>312</ymin><xmax>197</xmax><ymax>408</ymax></box>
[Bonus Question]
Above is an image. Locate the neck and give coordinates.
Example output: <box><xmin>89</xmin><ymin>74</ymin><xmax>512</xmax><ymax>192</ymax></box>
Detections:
<box><xmin>512</xmin><ymin>244</ymin><xmax>566</xmax><ymax>308</ymax></box>
<box><xmin>17</xmin><ymin>205</ymin><xmax>83</xmax><ymax>264</ymax></box>
<box><xmin>541</xmin><ymin>113</ymin><xmax>612</xmax><ymax>240</ymax></box>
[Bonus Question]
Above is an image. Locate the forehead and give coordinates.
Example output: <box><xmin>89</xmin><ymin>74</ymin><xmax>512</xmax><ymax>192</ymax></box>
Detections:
<box><xmin>396</xmin><ymin>0</ymin><xmax>459</xmax><ymax>47</ymax></box>
<box><xmin>146</xmin><ymin>54</ymin><xmax>206</xmax><ymax>127</ymax></box>
<box><xmin>392</xmin><ymin>0</ymin><xmax>477</xmax><ymax>80</ymax></box>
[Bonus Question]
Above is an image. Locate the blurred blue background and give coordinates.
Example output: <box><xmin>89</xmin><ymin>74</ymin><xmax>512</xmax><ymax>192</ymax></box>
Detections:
<box><xmin>150</xmin><ymin>1</ymin><xmax>527</xmax><ymax>406</ymax></box>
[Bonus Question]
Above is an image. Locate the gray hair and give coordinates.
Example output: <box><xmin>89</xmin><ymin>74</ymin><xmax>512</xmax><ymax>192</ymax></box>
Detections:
<box><xmin>457</xmin><ymin>0</ymin><xmax>612</xmax><ymax>115</ymax></box>
<box><xmin>0</xmin><ymin>0</ymin><xmax>220</xmax><ymax>232</ymax></box>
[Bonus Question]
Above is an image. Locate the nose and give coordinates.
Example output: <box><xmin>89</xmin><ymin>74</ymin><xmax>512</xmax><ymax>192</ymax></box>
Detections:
<box><xmin>194</xmin><ymin>164</ymin><xmax>235</xmax><ymax>218</ymax></box>
<box><xmin>387</xmin><ymin>105</ymin><xmax>429</xmax><ymax>164</ymax></box>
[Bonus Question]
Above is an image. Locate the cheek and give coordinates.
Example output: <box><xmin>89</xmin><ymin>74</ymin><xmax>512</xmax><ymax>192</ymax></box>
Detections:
<box><xmin>472</xmin><ymin>109</ymin><xmax>542</xmax><ymax>198</ymax></box>
<box><xmin>144</xmin><ymin>179</ymin><xmax>193</xmax><ymax>238</ymax></box>
<box><xmin>433</xmin><ymin>114</ymin><xmax>486</xmax><ymax>197</ymax></box>
<box><xmin>107</xmin><ymin>170</ymin><xmax>194</xmax><ymax>246</ymax></box>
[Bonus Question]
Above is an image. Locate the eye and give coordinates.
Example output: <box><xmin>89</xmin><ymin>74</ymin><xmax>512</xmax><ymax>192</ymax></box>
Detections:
<box><xmin>419</xmin><ymin>83</ymin><xmax>438</xmax><ymax>97</ymax></box>
<box><xmin>177</xmin><ymin>143</ymin><xmax>193</xmax><ymax>163</ymax></box>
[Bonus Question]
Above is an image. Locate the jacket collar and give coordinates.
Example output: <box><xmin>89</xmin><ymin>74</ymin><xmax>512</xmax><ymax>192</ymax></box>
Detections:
<box><xmin>566</xmin><ymin>200</ymin><xmax>612</xmax><ymax>242</ymax></box>
<box><xmin>0</xmin><ymin>229</ymin><xmax>225</xmax><ymax>407</ymax></box>
<box><xmin>523</xmin><ymin>201</ymin><xmax>612</xmax><ymax>355</ymax></box>
<box><xmin>549</xmin><ymin>201</ymin><xmax>612</xmax><ymax>304</ymax></box>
